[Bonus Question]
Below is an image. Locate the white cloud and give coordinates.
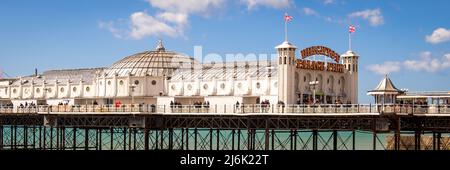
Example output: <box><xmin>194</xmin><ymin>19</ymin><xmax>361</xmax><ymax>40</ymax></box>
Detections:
<box><xmin>147</xmin><ymin>0</ymin><xmax>225</xmax><ymax>15</ymax></box>
<box><xmin>303</xmin><ymin>7</ymin><xmax>319</xmax><ymax>17</ymax></box>
<box><xmin>241</xmin><ymin>0</ymin><xmax>292</xmax><ymax>10</ymax></box>
<box><xmin>99</xmin><ymin>21</ymin><xmax>126</xmax><ymax>39</ymax></box>
<box><xmin>367</xmin><ymin>61</ymin><xmax>401</xmax><ymax>75</ymax></box>
<box><xmin>301</xmin><ymin>7</ymin><xmax>344</xmax><ymax>24</ymax></box>
<box><xmin>156</xmin><ymin>12</ymin><xmax>189</xmax><ymax>26</ymax></box>
<box><xmin>444</xmin><ymin>54</ymin><xmax>450</xmax><ymax>68</ymax></box>
<box><xmin>403</xmin><ymin>51</ymin><xmax>450</xmax><ymax>73</ymax></box>
<box><xmin>425</xmin><ymin>28</ymin><xmax>450</xmax><ymax>44</ymax></box>
<box><xmin>99</xmin><ymin>12</ymin><xmax>183</xmax><ymax>40</ymax></box>
<box><xmin>349</xmin><ymin>8</ymin><xmax>384</xmax><ymax>26</ymax></box>
<box><xmin>323</xmin><ymin>0</ymin><xmax>334</xmax><ymax>5</ymax></box>
<box><xmin>101</xmin><ymin>0</ymin><xmax>227</xmax><ymax>39</ymax></box>
<box><xmin>129</xmin><ymin>12</ymin><xmax>180</xmax><ymax>39</ymax></box>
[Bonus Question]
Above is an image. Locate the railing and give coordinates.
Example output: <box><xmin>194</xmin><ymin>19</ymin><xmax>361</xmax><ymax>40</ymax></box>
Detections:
<box><xmin>0</xmin><ymin>104</ymin><xmax>449</xmax><ymax>115</ymax></box>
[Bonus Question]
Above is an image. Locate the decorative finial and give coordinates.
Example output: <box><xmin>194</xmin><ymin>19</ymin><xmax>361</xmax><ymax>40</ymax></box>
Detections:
<box><xmin>155</xmin><ymin>39</ymin><xmax>165</xmax><ymax>52</ymax></box>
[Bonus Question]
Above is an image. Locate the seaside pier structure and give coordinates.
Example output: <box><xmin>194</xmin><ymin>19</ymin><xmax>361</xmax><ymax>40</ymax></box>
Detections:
<box><xmin>1</xmin><ymin>103</ymin><xmax>450</xmax><ymax>150</ymax></box>
<box><xmin>1</xmin><ymin>40</ymin><xmax>449</xmax><ymax>150</ymax></box>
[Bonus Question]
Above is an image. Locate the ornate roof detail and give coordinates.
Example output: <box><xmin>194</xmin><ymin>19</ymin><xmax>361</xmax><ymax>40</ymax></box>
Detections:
<box><xmin>275</xmin><ymin>41</ymin><xmax>297</xmax><ymax>49</ymax></box>
<box><xmin>155</xmin><ymin>40</ymin><xmax>165</xmax><ymax>52</ymax></box>
<box><xmin>367</xmin><ymin>75</ymin><xmax>403</xmax><ymax>95</ymax></box>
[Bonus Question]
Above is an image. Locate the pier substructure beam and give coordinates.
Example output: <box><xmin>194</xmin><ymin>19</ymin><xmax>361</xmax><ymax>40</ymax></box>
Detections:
<box><xmin>231</xmin><ymin>129</ymin><xmax>235</xmax><ymax>150</ymax></box>
<box><xmin>110</xmin><ymin>128</ymin><xmax>113</xmax><ymax>150</ymax></box>
<box><xmin>293</xmin><ymin>129</ymin><xmax>297</xmax><ymax>150</ymax></box>
<box><xmin>352</xmin><ymin>130</ymin><xmax>356</xmax><ymax>150</ymax></box>
<box><xmin>61</xmin><ymin>127</ymin><xmax>66</xmax><ymax>150</ymax></box>
<box><xmin>0</xmin><ymin>125</ymin><xmax>3</xmax><ymax>150</ymax></box>
<box><xmin>437</xmin><ymin>132</ymin><xmax>441</xmax><ymax>150</ymax></box>
<box><xmin>13</xmin><ymin>125</ymin><xmax>16</xmax><ymax>149</ymax></box>
<box><xmin>159</xmin><ymin>128</ymin><xmax>164</xmax><ymax>150</ymax></box>
<box><xmin>185</xmin><ymin>128</ymin><xmax>189</xmax><ymax>150</ymax></box>
<box><xmin>123</xmin><ymin>127</ymin><xmax>127</xmax><ymax>150</ymax></box>
<box><xmin>84</xmin><ymin>128</ymin><xmax>89</xmax><ymax>150</ymax></box>
<box><xmin>373</xmin><ymin>131</ymin><xmax>377</xmax><ymax>150</ymax></box>
<box><xmin>32</xmin><ymin>126</ymin><xmax>36</xmax><ymax>149</ymax></box>
<box><xmin>265</xmin><ymin>128</ymin><xmax>270</xmax><ymax>150</ymax></box>
<box><xmin>73</xmin><ymin>127</ymin><xmax>77</xmax><ymax>150</ymax></box>
<box><xmin>333</xmin><ymin>130</ymin><xmax>338</xmax><ymax>150</ymax></box>
<box><xmin>24</xmin><ymin>126</ymin><xmax>28</xmax><ymax>149</ymax></box>
<box><xmin>98</xmin><ymin>128</ymin><xmax>102</xmax><ymax>150</ymax></box>
<box><xmin>312</xmin><ymin>130</ymin><xmax>318</xmax><ymax>150</ymax></box>
<box><xmin>415</xmin><ymin>131</ymin><xmax>421</xmax><ymax>150</ymax></box>
<box><xmin>169</xmin><ymin>128</ymin><xmax>174</xmax><ymax>150</ymax></box>
<box><xmin>39</xmin><ymin>126</ymin><xmax>42</xmax><ymax>149</ymax></box>
<box><xmin>216</xmin><ymin>129</ymin><xmax>220</xmax><ymax>150</ymax></box>
<box><xmin>43</xmin><ymin>127</ymin><xmax>46</xmax><ymax>150</ymax></box>
<box><xmin>271</xmin><ymin>129</ymin><xmax>275</xmax><ymax>150</ymax></box>
<box><xmin>209</xmin><ymin>128</ymin><xmax>213</xmax><ymax>151</ymax></box>
<box><xmin>128</xmin><ymin>128</ymin><xmax>132</xmax><ymax>150</ymax></box>
<box><xmin>237</xmin><ymin>129</ymin><xmax>241</xmax><ymax>151</ymax></box>
<box><xmin>181</xmin><ymin>128</ymin><xmax>184</xmax><ymax>150</ymax></box>
<box><xmin>144</xmin><ymin>128</ymin><xmax>149</xmax><ymax>150</ymax></box>
<box><xmin>290</xmin><ymin>129</ymin><xmax>293</xmax><ymax>150</ymax></box>
<box><xmin>194</xmin><ymin>128</ymin><xmax>198</xmax><ymax>151</ymax></box>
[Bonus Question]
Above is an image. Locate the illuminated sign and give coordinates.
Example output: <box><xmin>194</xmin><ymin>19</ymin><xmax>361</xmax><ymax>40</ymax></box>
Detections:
<box><xmin>300</xmin><ymin>46</ymin><xmax>340</xmax><ymax>63</ymax></box>
<box><xmin>297</xmin><ymin>60</ymin><xmax>325</xmax><ymax>71</ymax></box>
<box><xmin>296</xmin><ymin>60</ymin><xmax>344</xmax><ymax>73</ymax></box>
<box><xmin>326</xmin><ymin>62</ymin><xmax>344</xmax><ymax>73</ymax></box>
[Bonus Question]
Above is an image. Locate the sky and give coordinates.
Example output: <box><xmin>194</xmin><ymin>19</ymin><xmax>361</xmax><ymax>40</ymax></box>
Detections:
<box><xmin>0</xmin><ymin>0</ymin><xmax>449</xmax><ymax>103</ymax></box>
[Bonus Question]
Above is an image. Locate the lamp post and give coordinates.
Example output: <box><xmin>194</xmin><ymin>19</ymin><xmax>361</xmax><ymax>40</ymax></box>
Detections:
<box><xmin>309</xmin><ymin>81</ymin><xmax>319</xmax><ymax>104</ymax></box>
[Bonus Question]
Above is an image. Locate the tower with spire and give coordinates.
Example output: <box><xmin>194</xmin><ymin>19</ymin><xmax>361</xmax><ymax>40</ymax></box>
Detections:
<box><xmin>276</xmin><ymin>12</ymin><xmax>297</xmax><ymax>104</ymax></box>
<box><xmin>341</xmin><ymin>50</ymin><xmax>359</xmax><ymax>103</ymax></box>
<box><xmin>340</xmin><ymin>24</ymin><xmax>360</xmax><ymax>103</ymax></box>
<box><xmin>276</xmin><ymin>40</ymin><xmax>297</xmax><ymax>104</ymax></box>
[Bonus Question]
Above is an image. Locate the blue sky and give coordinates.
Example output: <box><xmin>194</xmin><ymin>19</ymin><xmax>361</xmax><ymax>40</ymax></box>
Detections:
<box><xmin>0</xmin><ymin>0</ymin><xmax>449</xmax><ymax>103</ymax></box>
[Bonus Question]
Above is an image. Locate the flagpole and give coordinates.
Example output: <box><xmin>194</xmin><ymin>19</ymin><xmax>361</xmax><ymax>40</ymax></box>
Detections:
<box><xmin>285</xmin><ymin>20</ymin><xmax>288</xmax><ymax>42</ymax></box>
<box><xmin>349</xmin><ymin>32</ymin><xmax>352</xmax><ymax>51</ymax></box>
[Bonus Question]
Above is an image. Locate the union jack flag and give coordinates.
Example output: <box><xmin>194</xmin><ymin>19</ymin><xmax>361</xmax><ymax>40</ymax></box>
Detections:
<box><xmin>349</xmin><ymin>25</ymin><xmax>356</xmax><ymax>33</ymax></box>
<box><xmin>285</xmin><ymin>13</ymin><xmax>293</xmax><ymax>22</ymax></box>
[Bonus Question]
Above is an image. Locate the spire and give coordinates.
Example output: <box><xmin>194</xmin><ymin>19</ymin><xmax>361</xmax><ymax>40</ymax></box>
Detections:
<box><xmin>155</xmin><ymin>39</ymin><xmax>165</xmax><ymax>52</ymax></box>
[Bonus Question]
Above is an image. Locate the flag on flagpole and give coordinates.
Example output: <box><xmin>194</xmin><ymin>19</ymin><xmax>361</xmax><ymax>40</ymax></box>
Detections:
<box><xmin>349</xmin><ymin>25</ymin><xmax>356</xmax><ymax>33</ymax></box>
<box><xmin>285</xmin><ymin>13</ymin><xmax>293</xmax><ymax>22</ymax></box>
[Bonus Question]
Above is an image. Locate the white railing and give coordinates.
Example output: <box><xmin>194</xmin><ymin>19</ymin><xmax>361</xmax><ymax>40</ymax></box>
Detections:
<box><xmin>0</xmin><ymin>104</ymin><xmax>449</xmax><ymax>114</ymax></box>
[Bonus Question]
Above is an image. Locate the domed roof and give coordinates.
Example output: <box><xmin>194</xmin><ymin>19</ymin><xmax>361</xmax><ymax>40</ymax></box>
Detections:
<box><xmin>341</xmin><ymin>50</ymin><xmax>359</xmax><ymax>57</ymax></box>
<box><xmin>104</xmin><ymin>40</ymin><xmax>197</xmax><ymax>77</ymax></box>
<box><xmin>275</xmin><ymin>41</ymin><xmax>297</xmax><ymax>49</ymax></box>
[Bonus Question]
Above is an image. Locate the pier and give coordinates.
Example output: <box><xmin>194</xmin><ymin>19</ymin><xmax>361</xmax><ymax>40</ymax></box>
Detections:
<box><xmin>1</xmin><ymin>104</ymin><xmax>450</xmax><ymax>150</ymax></box>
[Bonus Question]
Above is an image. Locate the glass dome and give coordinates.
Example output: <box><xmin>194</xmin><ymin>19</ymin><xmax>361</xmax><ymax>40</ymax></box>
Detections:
<box><xmin>104</xmin><ymin>40</ymin><xmax>197</xmax><ymax>77</ymax></box>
